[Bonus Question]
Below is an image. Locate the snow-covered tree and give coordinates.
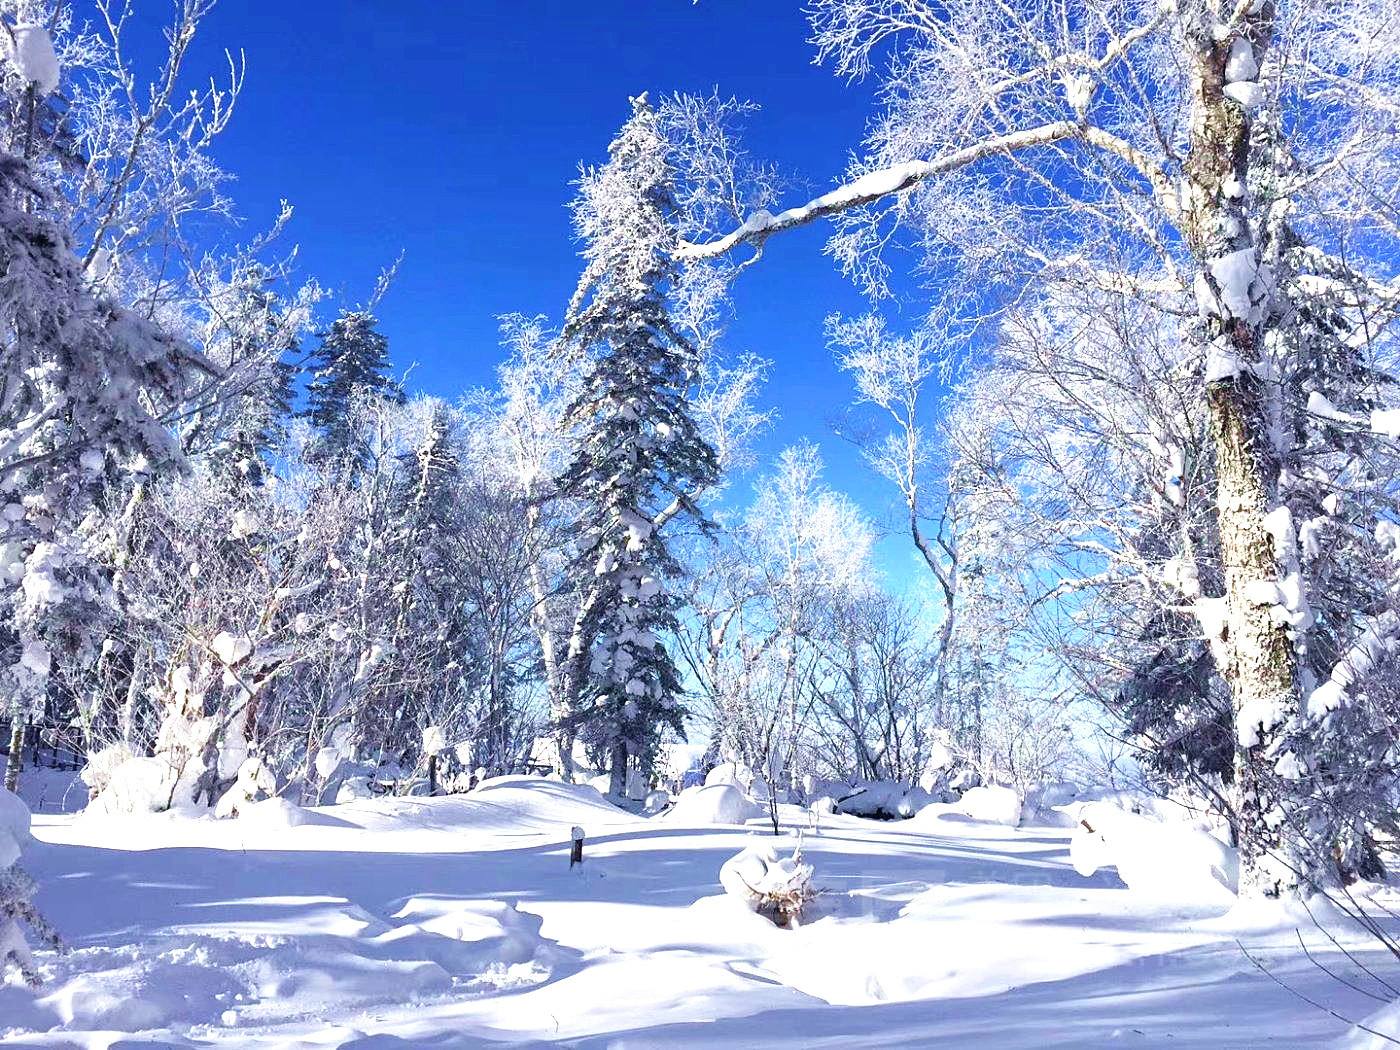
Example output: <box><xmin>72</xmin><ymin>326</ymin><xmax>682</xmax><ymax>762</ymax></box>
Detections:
<box><xmin>679</xmin><ymin>443</ymin><xmax>875</xmax><ymax>794</ymax></box>
<box><xmin>555</xmin><ymin>95</ymin><xmax>719</xmax><ymax>794</ymax></box>
<box><xmin>0</xmin><ymin>13</ymin><xmax>223</xmax><ymax>794</ymax></box>
<box><xmin>682</xmin><ymin>0</ymin><xmax>1400</xmax><ymax>897</ymax></box>
<box><xmin>182</xmin><ymin>258</ymin><xmax>317</xmax><ymax>483</ymax></box>
<box><xmin>1</xmin><ymin>787</ymin><xmax>58</xmax><ymax>984</ymax></box>
<box><xmin>303</xmin><ymin>309</ymin><xmax>402</xmax><ymax>470</ymax></box>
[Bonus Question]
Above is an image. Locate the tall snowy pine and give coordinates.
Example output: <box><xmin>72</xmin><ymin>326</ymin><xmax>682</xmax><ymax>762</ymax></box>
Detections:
<box><xmin>0</xmin><ymin>22</ymin><xmax>205</xmax><ymax>979</ymax></box>
<box><xmin>557</xmin><ymin>95</ymin><xmax>718</xmax><ymax>796</ymax></box>
<box><xmin>303</xmin><ymin>309</ymin><xmax>402</xmax><ymax>469</ymax></box>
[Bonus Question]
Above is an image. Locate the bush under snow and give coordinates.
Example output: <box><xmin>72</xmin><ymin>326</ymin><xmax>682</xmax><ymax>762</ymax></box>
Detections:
<box><xmin>665</xmin><ymin>783</ymin><xmax>763</xmax><ymax>825</ymax></box>
<box><xmin>719</xmin><ymin>840</ymin><xmax>815</xmax><ymax>927</ymax></box>
<box><xmin>2</xmin><ymin>787</ymin><xmax>59</xmax><ymax>984</ymax></box>
<box><xmin>958</xmin><ymin>785</ymin><xmax>1023</xmax><ymax>827</ymax></box>
<box><xmin>1064</xmin><ymin>800</ymin><xmax>1237</xmax><ymax>904</ymax></box>
<box><xmin>810</xmin><ymin>778</ymin><xmax>936</xmax><ymax>820</ymax></box>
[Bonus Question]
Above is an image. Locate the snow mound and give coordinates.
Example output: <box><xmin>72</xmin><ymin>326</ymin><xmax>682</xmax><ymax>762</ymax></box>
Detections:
<box><xmin>1341</xmin><ymin>997</ymin><xmax>1400</xmax><ymax>1049</ymax></box>
<box><xmin>334</xmin><ymin>775</ymin><xmax>640</xmax><ymax>836</ymax></box>
<box><xmin>665</xmin><ymin>783</ymin><xmax>763</xmax><ymax>825</ymax></box>
<box><xmin>238</xmin><ymin>796</ymin><xmax>325</xmax><ymax>829</ymax></box>
<box><xmin>1064</xmin><ymin>800</ymin><xmax>1237</xmax><ymax>904</ymax></box>
<box><xmin>958</xmin><ymin>785</ymin><xmax>1022</xmax><ymax>826</ymax></box>
<box><xmin>704</xmin><ymin>761</ymin><xmax>753</xmax><ymax>789</ymax></box>
<box><xmin>384</xmin><ymin>896</ymin><xmax>546</xmax><ymax>972</ymax></box>
<box><xmin>0</xmin><ymin>786</ymin><xmax>30</xmax><ymax>844</ymax></box>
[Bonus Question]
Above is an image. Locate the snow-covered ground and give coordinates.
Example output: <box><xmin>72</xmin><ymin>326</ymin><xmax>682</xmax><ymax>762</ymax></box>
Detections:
<box><xmin>3</xmin><ymin>775</ymin><xmax>1397</xmax><ymax>1048</ymax></box>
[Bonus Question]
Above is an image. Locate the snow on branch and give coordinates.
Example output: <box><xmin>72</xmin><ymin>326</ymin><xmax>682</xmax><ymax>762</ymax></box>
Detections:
<box><xmin>677</xmin><ymin>120</ymin><xmax>1179</xmax><ymax>261</ymax></box>
<box><xmin>1308</xmin><ymin>610</ymin><xmax>1400</xmax><ymax>720</ymax></box>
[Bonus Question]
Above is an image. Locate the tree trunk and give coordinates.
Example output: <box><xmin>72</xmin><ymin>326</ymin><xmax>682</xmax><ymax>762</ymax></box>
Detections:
<box><xmin>1184</xmin><ymin>9</ymin><xmax>1304</xmax><ymax>896</ymax></box>
<box><xmin>1208</xmin><ymin>378</ymin><xmax>1300</xmax><ymax>896</ymax></box>
<box><xmin>4</xmin><ymin>714</ymin><xmax>24</xmax><ymax>793</ymax></box>
<box><xmin>608</xmin><ymin>739</ymin><xmax>627</xmax><ymax>798</ymax></box>
<box><xmin>524</xmin><ymin>499</ymin><xmax>576</xmax><ymax>781</ymax></box>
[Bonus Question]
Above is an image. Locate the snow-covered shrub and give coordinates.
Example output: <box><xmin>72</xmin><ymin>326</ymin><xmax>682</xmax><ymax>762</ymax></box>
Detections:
<box><xmin>704</xmin><ymin>761</ymin><xmax>754</xmax><ymax>791</ymax></box>
<box><xmin>719</xmin><ymin>841</ymin><xmax>816</xmax><ymax>927</ymax></box>
<box><xmin>85</xmin><ymin>756</ymin><xmax>179</xmax><ymax>816</ymax></box>
<box><xmin>335</xmin><ymin>775</ymin><xmax>375</xmax><ymax>804</ymax></box>
<box><xmin>214</xmin><ymin>756</ymin><xmax>277</xmax><ymax>819</ymax></box>
<box><xmin>958</xmin><ymin>785</ymin><xmax>1023</xmax><ymax>827</ymax></box>
<box><xmin>1022</xmin><ymin>781</ymin><xmax>1081</xmax><ymax>825</ymax></box>
<box><xmin>79</xmin><ymin>744</ymin><xmax>140</xmax><ymax>802</ymax></box>
<box><xmin>817</xmin><ymin>778</ymin><xmax>933</xmax><ymax>820</ymax></box>
<box><xmin>1</xmin><ymin>788</ymin><xmax>60</xmax><ymax>984</ymax></box>
<box><xmin>1064</xmin><ymin>800</ymin><xmax>1236</xmax><ymax>904</ymax></box>
<box><xmin>666</xmin><ymin>784</ymin><xmax>762</xmax><ymax>825</ymax></box>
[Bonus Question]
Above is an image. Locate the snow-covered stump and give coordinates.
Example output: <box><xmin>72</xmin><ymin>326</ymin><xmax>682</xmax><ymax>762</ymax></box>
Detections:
<box><xmin>720</xmin><ymin>840</ymin><xmax>816</xmax><ymax>928</ymax></box>
<box><xmin>1</xmin><ymin>788</ymin><xmax>60</xmax><ymax>985</ymax></box>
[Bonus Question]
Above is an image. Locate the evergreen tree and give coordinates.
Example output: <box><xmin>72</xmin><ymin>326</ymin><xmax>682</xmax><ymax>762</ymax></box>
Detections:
<box><xmin>303</xmin><ymin>310</ymin><xmax>402</xmax><ymax>470</ymax></box>
<box><xmin>199</xmin><ymin>263</ymin><xmax>303</xmax><ymax>485</ymax></box>
<box><xmin>556</xmin><ymin>95</ymin><xmax>718</xmax><ymax>795</ymax></box>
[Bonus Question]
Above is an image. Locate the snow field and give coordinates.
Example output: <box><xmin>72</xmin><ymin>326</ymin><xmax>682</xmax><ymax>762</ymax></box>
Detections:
<box><xmin>3</xmin><ymin>777</ymin><xmax>1398</xmax><ymax>1048</ymax></box>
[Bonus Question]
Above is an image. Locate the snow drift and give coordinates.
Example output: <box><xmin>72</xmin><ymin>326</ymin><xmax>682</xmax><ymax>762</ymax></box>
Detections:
<box><xmin>1064</xmin><ymin>799</ymin><xmax>1237</xmax><ymax>904</ymax></box>
<box><xmin>665</xmin><ymin>783</ymin><xmax>764</xmax><ymax>825</ymax></box>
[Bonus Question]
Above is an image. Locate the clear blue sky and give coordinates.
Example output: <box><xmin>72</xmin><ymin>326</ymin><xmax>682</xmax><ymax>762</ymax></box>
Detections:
<box><xmin>173</xmin><ymin>1</ymin><xmax>939</xmax><ymax>585</ymax></box>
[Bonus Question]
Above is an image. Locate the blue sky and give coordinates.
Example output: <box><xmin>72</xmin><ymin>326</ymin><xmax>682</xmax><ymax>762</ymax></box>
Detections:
<box><xmin>174</xmin><ymin>1</ymin><xmax>939</xmax><ymax>584</ymax></box>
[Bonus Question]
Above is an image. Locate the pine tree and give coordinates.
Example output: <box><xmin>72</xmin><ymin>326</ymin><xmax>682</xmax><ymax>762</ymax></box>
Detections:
<box><xmin>200</xmin><ymin>263</ymin><xmax>303</xmax><ymax>485</ymax></box>
<box><xmin>303</xmin><ymin>309</ymin><xmax>402</xmax><ymax>470</ymax></box>
<box><xmin>556</xmin><ymin>95</ymin><xmax>718</xmax><ymax>796</ymax></box>
<box><xmin>0</xmin><ymin>21</ymin><xmax>204</xmax><ymax>976</ymax></box>
<box><xmin>1259</xmin><ymin>242</ymin><xmax>1400</xmax><ymax>884</ymax></box>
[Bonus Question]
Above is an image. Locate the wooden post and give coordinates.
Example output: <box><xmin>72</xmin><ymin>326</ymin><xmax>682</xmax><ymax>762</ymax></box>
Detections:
<box><xmin>570</xmin><ymin>825</ymin><xmax>584</xmax><ymax>868</ymax></box>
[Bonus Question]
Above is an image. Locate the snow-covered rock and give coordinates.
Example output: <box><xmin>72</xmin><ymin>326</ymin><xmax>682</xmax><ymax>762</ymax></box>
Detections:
<box><xmin>958</xmin><ymin>785</ymin><xmax>1022</xmax><ymax>826</ymax></box>
<box><xmin>1064</xmin><ymin>800</ymin><xmax>1237</xmax><ymax>903</ymax></box>
<box><xmin>665</xmin><ymin>783</ymin><xmax>763</xmax><ymax>825</ymax></box>
<box><xmin>826</xmin><ymin>779</ymin><xmax>934</xmax><ymax>820</ymax></box>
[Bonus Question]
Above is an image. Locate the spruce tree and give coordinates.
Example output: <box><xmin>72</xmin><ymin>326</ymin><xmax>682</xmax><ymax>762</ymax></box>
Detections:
<box><xmin>303</xmin><ymin>309</ymin><xmax>402</xmax><ymax>470</ymax></box>
<box><xmin>203</xmin><ymin>264</ymin><xmax>302</xmax><ymax>485</ymax></box>
<box><xmin>556</xmin><ymin>95</ymin><xmax>718</xmax><ymax>795</ymax></box>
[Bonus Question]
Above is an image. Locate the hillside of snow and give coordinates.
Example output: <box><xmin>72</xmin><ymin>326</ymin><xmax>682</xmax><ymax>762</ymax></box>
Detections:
<box><xmin>2</xmin><ymin>777</ymin><xmax>1397</xmax><ymax>1048</ymax></box>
